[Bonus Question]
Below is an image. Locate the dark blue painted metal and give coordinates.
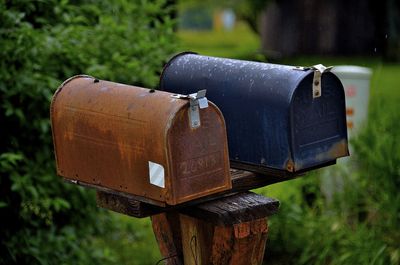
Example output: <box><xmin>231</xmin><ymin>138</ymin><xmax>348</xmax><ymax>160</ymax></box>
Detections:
<box><xmin>160</xmin><ymin>53</ymin><xmax>349</xmax><ymax>176</ymax></box>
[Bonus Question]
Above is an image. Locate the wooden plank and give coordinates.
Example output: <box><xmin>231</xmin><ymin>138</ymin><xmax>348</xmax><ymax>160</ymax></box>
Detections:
<box><xmin>96</xmin><ymin>169</ymin><xmax>282</xmax><ymax>218</ymax></box>
<box><xmin>230</xmin><ymin>169</ymin><xmax>294</xmax><ymax>192</ymax></box>
<box><xmin>230</xmin><ymin>162</ymin><xmax>296</xmax><ymax>178</ymax></box>
<box><xmin>96</xmin><ymin>191</ymin><xmax>161</xmax><ymax>217</ymax></box>
<box><xmin>180</xmin><ymin>192</ymin><xmax>279</xmax><ymax>225</ymax></box>
<box><xmin>83</xmin><ymin>179</ymin><xmax>166</xmax><ymax>207</ymax></box>
<box><xmin>229</xmin><ymin>160</ymin><xmax>334</xmax><ymax>180</ymax></box>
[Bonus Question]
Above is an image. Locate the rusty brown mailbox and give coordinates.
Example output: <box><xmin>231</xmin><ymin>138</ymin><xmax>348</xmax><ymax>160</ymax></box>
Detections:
<box><xmin>50</xmin><ymin>75</ymin><xmax>231</xmax><ymax>206</ymax></box>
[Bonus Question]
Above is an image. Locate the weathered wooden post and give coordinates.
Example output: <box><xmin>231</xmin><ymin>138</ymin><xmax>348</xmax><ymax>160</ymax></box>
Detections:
<box><xmin>153</xmin><ymin>193</ymin><xmax>278</xmax><ymax>265</ymax></box>
<box><xmin>96</xmin><ymin>173</ymin><xmax>279</xmax><ymax>265</ymax></box>
<box><xmin>94</xmin><ymin>169</ymin><xmax>281</xmax><ymax>264</ymax></box>
<box><xmin>50</xmin><ymin>53</ymin><xmax>349</xmax><ymax>264</ymax></box>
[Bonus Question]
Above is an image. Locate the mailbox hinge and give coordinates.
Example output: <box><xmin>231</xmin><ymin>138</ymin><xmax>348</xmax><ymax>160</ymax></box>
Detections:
<box><xmin>171</xmin><ymin>90</ymin><xmax>209</xmax><ymax>128</ymax></box>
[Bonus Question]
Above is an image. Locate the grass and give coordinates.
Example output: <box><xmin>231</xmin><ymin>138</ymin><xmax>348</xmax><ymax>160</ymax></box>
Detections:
<box><xmin>94</xmin><ymin>212</ymin><xmax>161</xmax><ymax>265</ymax></box>
<box><xmin>177</xmin><ymin>21</ymin><xmax>261</xmax><ymax>59</ymax></box>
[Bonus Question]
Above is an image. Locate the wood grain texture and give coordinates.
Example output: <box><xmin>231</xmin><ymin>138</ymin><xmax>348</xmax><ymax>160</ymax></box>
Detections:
<box><xmin>144</xmin><ymin>191</ymin><xmax>277</xmax><ymax>265</ymax></box>
<box><xmin>96</xmin><ymin>170</ymin><xmax>279</xmax><ymax>265</ymax></box>
<box><xmin>180</xmin><ymin>192</ymin><xmax>279</xmax><ymax>225</ymax></box>
<box><xmin>180</xmin><ymin>215</ymin><xmax>214</xmax><ymax>265</ymax></box>
<box><xmin>229</xmin><ymin>219</ymin><xmax>269</xmax><ymax>265</ymax></box>
<box><xmin>96</xmin><ymin>191</ymin><xmax>161</xmax><ymax>217</ymax></box>
<box><xmin>179</xmin><ymin>215</ymin><xmax>269</xmax><ymax>265</ymax></box>
<box><xmin>210</xmin><ymin>225</ymin><xmax>234</xmax><ymax>264</ymax></box>
<box><xmin>151</xmin><ymin>212</ymin><xmax>183</xmax><ymax>265</ymax></box>
<box><xmin>96</xmin><ymin>169</ymin><xmax>281</xmax><ymax>218</ymax></box>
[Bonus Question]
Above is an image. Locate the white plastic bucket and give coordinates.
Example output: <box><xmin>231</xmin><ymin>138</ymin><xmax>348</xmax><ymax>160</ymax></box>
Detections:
<box><xmin>321</xmin><ymin>66</ymin><xmax>372</xmax><ymax>201</ymax></box>
<box><xmin>331</xmin><ymin>66</ymin><xmax>372</xmax><ymax>137</ymax></box>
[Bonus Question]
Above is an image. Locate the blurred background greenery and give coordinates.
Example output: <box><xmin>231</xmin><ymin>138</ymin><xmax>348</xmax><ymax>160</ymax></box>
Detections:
<box><xmin>0</xmin><ymin>0</ymin><xmax>399</xmax><ymax>264</ymax></box>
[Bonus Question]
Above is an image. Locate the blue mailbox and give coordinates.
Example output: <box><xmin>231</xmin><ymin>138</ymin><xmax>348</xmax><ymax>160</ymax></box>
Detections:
<box><xmin>160</xmin><ymin>53</ymin><xmax>349</xmax><ymax>176</ymax></box>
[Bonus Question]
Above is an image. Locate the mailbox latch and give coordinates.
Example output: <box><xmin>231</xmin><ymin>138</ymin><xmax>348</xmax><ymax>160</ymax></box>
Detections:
<box><xmin>311</xmin><ymin>64</ymin><xmax>332</xmax><ymax>98</ymax></box>
<box><xmin>293</xmin><ymin>64</ymin><xmax>332</xmax><ymax>98</ymax></box>
<box><xmin>172</xmin><ymin>90</ymin><xmax>209</xmax><ymax>128</ymax></box>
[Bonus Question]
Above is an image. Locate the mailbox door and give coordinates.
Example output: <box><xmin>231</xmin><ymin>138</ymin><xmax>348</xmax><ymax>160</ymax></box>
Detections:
<box><xmin>167</xmin><ymin>103</ymin><xmax>231</xmax><ymax>205</ymax></box>
<box><xmin>290</xmin><ymin>72</ymin><xmax>349</xmax><ymax>170</ymax></box>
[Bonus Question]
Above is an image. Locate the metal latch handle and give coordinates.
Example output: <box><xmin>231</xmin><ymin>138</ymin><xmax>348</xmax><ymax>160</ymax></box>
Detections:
<box><xmin>311</xmin><ymin>64</ymin><xmax>332</xmax><ymax>98</ymax></box>
<box><xmin>293</xmin><ymin>64</ymin><xmax>332</xmax><ymax>98</ymax></box>
<box><xmin>172</xmin><ymin>90</ymin><xmax>209</xmax><ymax>128</ymax></box>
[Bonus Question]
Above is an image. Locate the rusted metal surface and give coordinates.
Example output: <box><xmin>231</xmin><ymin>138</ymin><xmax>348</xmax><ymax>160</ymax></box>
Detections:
<box><xmin>51</xmin><ymin>75</ymin><xmax>231</xmax><ymax>206</ymax></box>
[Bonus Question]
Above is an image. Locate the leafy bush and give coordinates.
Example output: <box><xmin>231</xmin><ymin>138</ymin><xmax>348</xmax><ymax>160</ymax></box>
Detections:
<box><xmin>0</xmin><ymin>0</ymin><xmax>176</xmax><ymax>264</ymax></box>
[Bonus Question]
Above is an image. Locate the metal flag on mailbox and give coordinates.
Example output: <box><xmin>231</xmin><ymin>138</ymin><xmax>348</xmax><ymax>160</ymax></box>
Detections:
<box><xmin>160</xmin><ymin>53</ymin><xmax>349</xmax><ymax>176</ymax></box>
<box><xmin>50</xmin><ymin>75</ymin><xmax>231</xmax><ymax>206</ymax></box>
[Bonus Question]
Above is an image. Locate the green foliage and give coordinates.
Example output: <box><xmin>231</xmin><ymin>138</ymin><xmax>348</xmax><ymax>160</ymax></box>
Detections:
<box><xmin>230</xmin><ymin>0</ymin><xmax>271</xmax><ymax>33</ymax></box>
<box><xmin>178</xmin><ymin>0</ymin><xmax>271</xmax><ymax>33</ymax></box>
<box><xmin>178</xmin><ymin>22</ymin><xmax>260</xmax><ymax>59</ymax></box>
<box><xmin>92</xmin><ymin>214</ymin><xmax>162</xmax><ymax>265</ymax></box>
<box><xmin>0</xmin><ymin>0</ymin><xmax>176</xmax><ymax>264</ymax></box>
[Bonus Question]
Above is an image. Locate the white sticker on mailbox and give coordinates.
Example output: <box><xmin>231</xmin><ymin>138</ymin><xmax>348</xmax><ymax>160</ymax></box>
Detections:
<box><xmin>148</xmin><ymin>161</ymin><xmax>165</xmax><ymax>188</ymax></box>
<box><xmin>198</xmin><ymin>97</ymin><xmax>209</xmax><ymax>109</ymax></box>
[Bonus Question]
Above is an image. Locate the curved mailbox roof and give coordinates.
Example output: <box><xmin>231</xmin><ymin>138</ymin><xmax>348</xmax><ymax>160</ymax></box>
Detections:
<box><xmin>51</xmin><ymin>75</ymin><xmax>231</xmax><ymax>205</ymax></box>
<box><xmin>160</xmin><ymin>53</ymin><xmax>349</xmax><ymax>176</ymax></box>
